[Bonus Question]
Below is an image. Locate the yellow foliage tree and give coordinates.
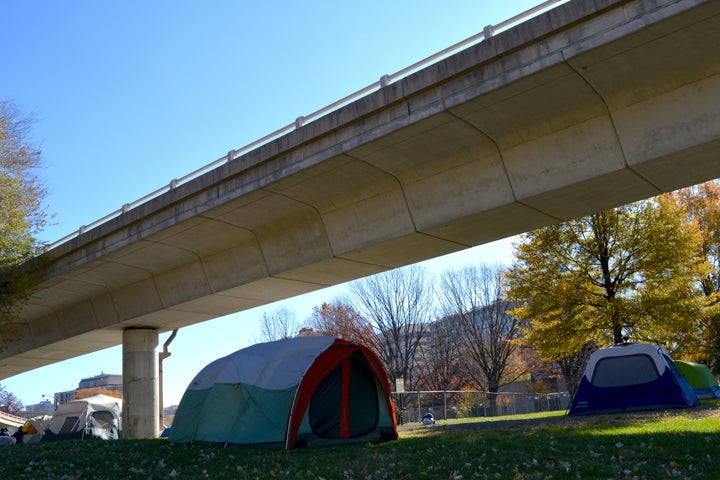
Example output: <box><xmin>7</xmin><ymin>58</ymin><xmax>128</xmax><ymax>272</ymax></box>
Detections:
<box><xmin>506</xmin><ymin>197</ymin><xmax>708</xmax><ymax>364</ymax></box>
<box><xmin>0</xmin><ymin>100</ymin><xmax>48</xmax><ymax>350</ymax></box>
<box><xmin>671</xmin><ymin>180</ymin><xmax>720</xmax><ymax>371</ymax></box>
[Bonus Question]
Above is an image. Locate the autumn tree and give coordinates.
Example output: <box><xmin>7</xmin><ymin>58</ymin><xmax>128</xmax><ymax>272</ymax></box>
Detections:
<box><xmin>0</xmin><ymin>383</ymin><xmax>24</xmax><ymax>416</ymax></box>
<box><xmin>350</xmin><ymin>265</ymin><xmax>433</xmax><ymax>391</ymax></box>
<box><xmin>516</xmin><ymin>345</ymin><xmax>565</xmax><ymax>394</ymax></box>
<box><xmin>305</xmin><ymin>299</ymin><xmax>380</xmax><ymax>353</ymax></box>
<box><xmin>506</xmin><ymin>198</ymin><xmax>706</xmax><ymax>369</ymax></box>
<box><xmin>672</xmin><ymin>181</ymin><xmax>720</xmax><ymax>371</ymax></box>
<box><xmin>439</xmin><ymin>264</ymin><xmax>521</xmax><ymax>398</ymax></box>
<box><xmin>256</xmin><ymin>306</ymin><xmax>300</xmax><ymax>342</ymax></box>
<box><xmin>1</xmin><ymin>100</ymin><xmax>49</xmax><ymax>349</ymax></box>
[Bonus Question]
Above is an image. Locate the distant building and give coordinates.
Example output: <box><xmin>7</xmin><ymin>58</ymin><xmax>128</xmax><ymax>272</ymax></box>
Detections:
<box><xmin>163</xmin><ymin>405</ymin><xmax>178</xmax><ymax>416</ymax></box>
<box><xmin>78</xmin><ymin>373</ymin><xmax>122</xmax><ymax>391</ymax></box>
<box><xmin>56</xmin><ymin>390</ymin><xmax>76</xmax><ymax>406</ymax></box>
<box><xmin>24</xmin><ymin>399</ymin><xmax>55</xmax><ymax>416</ymax></box>
<box><xmin>53</xmin><ymin>373</ymin><xmax>123</xmax><ymax>406</ymax></box>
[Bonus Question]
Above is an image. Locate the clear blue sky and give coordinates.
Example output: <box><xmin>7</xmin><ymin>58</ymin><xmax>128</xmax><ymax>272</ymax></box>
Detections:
<box><xmin>1</xmin><ymin>1</ymin><xmax>556</xmax><ymax>409</ymax></box>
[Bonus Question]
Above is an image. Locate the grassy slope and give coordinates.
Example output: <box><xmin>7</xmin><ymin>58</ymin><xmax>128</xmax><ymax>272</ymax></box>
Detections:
<box><xmin>1</xmin><ymin>407</ymin><xmax>719</xmax><ymax>479</ymax></box>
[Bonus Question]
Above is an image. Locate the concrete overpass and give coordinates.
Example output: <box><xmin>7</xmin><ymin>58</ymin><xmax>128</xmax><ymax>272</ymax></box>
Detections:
<box><xmin>2</xmin><ymin>0</ymin><xmax>720</xmax><ymax>436</ymax></box>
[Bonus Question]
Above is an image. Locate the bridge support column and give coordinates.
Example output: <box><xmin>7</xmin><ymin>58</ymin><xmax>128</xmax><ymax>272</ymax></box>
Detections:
<box><xmin>122</xmin><ymin>327</ymin><xmax>160</xmax><ymax>438</ymax></box>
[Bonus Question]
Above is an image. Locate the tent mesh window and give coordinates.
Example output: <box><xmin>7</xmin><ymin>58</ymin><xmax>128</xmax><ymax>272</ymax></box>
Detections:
<box><xmin>59</xmin><ymin>416</ymin><xmax>79</xmax><ymax>435</ymax></box>
<box><xmin>91</xmin><ymin>411</ymin><xmax>114</xmax><ymax>429</ymax></box>
<box><xmin>309</xmin><ymin>356</ymin><xmax>379</xmax><ymax>439</ymax></box>
<box><xmin>591</xmin><ymin>354</ymin><xmax>660</xmax><ymax>387</ymax></box>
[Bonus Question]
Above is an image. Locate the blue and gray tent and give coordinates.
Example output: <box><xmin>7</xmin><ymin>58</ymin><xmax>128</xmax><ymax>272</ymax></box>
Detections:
<box><xmin>569</xmin><ymin>343</ymin><xmax>698</xmax><ymax>415</ymax></box>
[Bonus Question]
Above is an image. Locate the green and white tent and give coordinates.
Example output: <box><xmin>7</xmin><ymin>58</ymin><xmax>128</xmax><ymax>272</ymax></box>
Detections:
<box><xmin>169</xmin><ymin>336</ymin><xmax>398</xmax><ymax>449</ymax></box>
<box><xmin>674</xmin><ymin>360</ymin><xmax>720</xmax><ymax>399</ymax></box>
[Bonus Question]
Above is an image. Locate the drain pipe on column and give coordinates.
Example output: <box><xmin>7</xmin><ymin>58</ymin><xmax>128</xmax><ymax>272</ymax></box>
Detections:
<box><xmin>159</xmin><ymin>329</ymin><xmax>178</xmax><ymax>432</ymax></box>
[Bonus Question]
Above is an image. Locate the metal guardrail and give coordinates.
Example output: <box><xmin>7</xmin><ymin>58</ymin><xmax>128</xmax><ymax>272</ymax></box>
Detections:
<box><xmin>46</xmin><ymin>0</ymin><xmax>568</xmax><ymax>251</ymax></box>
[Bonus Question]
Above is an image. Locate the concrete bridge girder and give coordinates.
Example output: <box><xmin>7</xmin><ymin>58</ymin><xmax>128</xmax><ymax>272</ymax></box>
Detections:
<box><xmin>6</xmin><ymin>0</ymin><xmax>720</xmax><ymax>361</ymax></box>
<box><xmin>1</xmin><ymin>0</ymin><xmax>720</xmax><ymax>437</ymax></box>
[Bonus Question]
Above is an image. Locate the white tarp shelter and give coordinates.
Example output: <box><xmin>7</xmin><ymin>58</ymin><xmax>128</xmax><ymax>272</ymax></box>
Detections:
<box><xmin>44</xmin><ymin>394</ymin><xmax>122</xmax><ymax>441</ymax></box>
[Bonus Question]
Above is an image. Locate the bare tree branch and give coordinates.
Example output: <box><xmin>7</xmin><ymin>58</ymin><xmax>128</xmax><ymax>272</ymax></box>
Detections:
<box><xmin>256</xmin><ymin>306</ymin><xmax>300</xmax><ymax>342</ymax></box>
<box><xmin>350</xmin><ymin>265</ymin><xmax>434</xmax><ymax>390</ymax></box>
<box><xmin>439</xmin><ymin>264</ymin><xmax>520</xmax><ymax>394</ymax></box>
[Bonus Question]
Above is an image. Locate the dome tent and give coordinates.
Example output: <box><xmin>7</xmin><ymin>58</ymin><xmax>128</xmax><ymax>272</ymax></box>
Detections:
<box><xmin>674</xmin><ymin>360</ymin><xmax>720</xmax><ymax>399</ymax></box>
<box><xmin>169</xmin><ymin>336</ymin><xmax>397</xmax><ymax>448</ymax></box>
<box><xmin>569</xmin><ymin>343</ymin><xmax>698</xmax><ymax>415</ymax></box>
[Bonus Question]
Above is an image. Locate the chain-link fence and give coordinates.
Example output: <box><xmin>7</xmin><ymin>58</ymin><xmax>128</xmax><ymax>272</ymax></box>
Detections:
<box><xmin>392</xmin><ymin>390</ymin><xmax>571</xmax><ymax>425</ymax></box>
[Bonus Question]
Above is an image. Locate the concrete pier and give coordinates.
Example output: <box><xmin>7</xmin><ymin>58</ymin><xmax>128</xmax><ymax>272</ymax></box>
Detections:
<box><xmin>122</xmin><ymin>328</ymin><xmax>160</xmax><ymax>438</ymax></box>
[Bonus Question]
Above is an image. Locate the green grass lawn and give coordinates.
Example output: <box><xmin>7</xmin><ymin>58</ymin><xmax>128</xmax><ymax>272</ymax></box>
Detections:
<box><xmin>1</xmin><ymin>406</ymin><xmax>719</xmax><ymax>479</ymax></box>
